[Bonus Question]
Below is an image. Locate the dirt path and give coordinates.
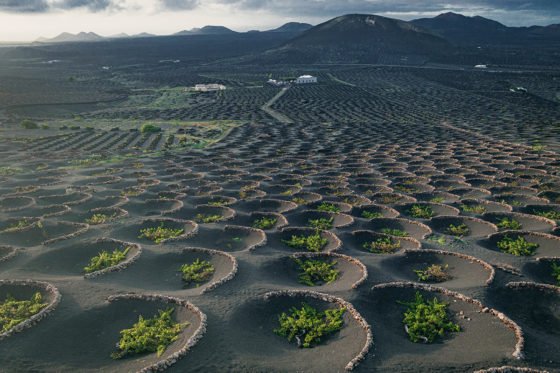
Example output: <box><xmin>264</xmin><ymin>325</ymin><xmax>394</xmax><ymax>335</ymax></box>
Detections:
<box><xmin>261</xmin><ymin>87</ymin><xmax>293</xmax><ymax>124</ymax></box>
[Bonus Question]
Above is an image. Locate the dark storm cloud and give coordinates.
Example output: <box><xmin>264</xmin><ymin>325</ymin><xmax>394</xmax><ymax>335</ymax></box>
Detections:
<box><xmin>0</xmin><ymin>0</ymin><xmax>116</xmax><ymax>13</ymax></box>
<box><xmin>160</xmin><ymin>0</ymin><xmax>200</xmax><ymax>10</ymax></box>
<box><xmin>216</xmin><ymin>0</ymin><xmax>560</xmax><ymax>17</ymax></box>
<box><xmin>0</xmin><ymin>0</ymin><xmax>49</xmax><ymax>13</ymax></box>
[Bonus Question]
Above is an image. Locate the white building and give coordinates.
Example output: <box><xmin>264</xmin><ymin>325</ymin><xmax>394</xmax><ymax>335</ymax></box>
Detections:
<box><xmin>295</xmin><ymin>75</ymin><xmax>317</xmax><ymax>84</ymax></box>
<box><xmin>474</xmin><ymin>64</ymin><xmax>488</xmax><ymax>69</ymax></box>
<box><xmin>194</xmin><ymin>84</ymin><xmax>226</xmax><ymax>92</ymax></box>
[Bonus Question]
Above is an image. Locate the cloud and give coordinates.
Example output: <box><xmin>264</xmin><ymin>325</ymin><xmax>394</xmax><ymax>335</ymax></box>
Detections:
<box><xmin>57</xmin><ymin>0</ymin><xmax>115</xmax><ymax>11</ymax></box>
<box><xmin>0</xmin><ymin>0</ymin><xmax>49</xmax><ymax>13</ymax></box>
<box><xmin>160</xmin><ymin>0</ymin><xmax>199</xmax><ymax>10</ymax></box>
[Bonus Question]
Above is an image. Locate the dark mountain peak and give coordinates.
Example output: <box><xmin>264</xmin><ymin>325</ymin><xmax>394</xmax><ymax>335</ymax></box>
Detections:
<box><xmin>175</xmin><ymin>25</ymin><xmax>236</xmax><ymax>36</ymax></box>
<box><xmin>36</xmin><ymin>31</ymin><xmax>104</xmax><ymax>43</ymax></box>
<box><xmin>268</xmin><ymin>22</ymin><xmax>313</xmax><ymax>33</ymax></box>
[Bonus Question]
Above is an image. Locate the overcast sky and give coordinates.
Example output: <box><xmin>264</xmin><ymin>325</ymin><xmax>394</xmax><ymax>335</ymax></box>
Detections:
<box><xmin>0</xmin><ymin>0</ymin><xmax>559</xmax><ymax>42</ymax></box>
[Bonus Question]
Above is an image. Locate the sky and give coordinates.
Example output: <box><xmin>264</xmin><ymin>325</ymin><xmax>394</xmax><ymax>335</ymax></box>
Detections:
<box><xmin>0</xmin><ymin>0</ymin><xmax>559</xmax><ymax>42</ymax></box>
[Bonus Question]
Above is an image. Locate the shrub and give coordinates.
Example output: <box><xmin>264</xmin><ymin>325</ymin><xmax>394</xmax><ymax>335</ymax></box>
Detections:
<box><xmin>207</xmin><ymin>200</ymin><xmax>229</xmax><ymax>207</ymax></box>
<box><xmin>180</xmin><ymin>259</ymin><xmax>215</xmax><ymax>285</ymax></box>
<box><xmin>283</xmin><ymin>231</ymin><xmax>328</xmax><ymax>252</ymax></box>
<box><xmin>274</xmin><ymin>303</ymin><xmax>345</xmax><ymax>348</ymax></box>
<box><xmin>0</xmin><ymin>292</ymin><xmax>47</xmax><ymax>332</ymax></box>
<box><xmin>292</xmin><ymin>197</ymin><xmax>307</xmax><ymax>205</ymax></box>
<box><xmin>461</xmin><ymin>204</ymin><xmax>486</xmax><ymax>214</ymax></box>
<box><xmin>408</xmin><ymin>204</ymin><xmax>434</xmax><ymax>219</ymax></box>
<box><xmin>381</xmin><ymin>228</ymin><xmax>409</xmax><ymax>237</ymax></box>
<box><xmin>195</xmin><ymin>213</ymin><xmax>223</xmax><ymax>223</ymax></box>
<box><xmin>308</xmin><ymin>217</ymin><xmax>333</xmax><ymax>230</ymax></box>
<box><xmin>294</xmin><ymin>258</ymin><xmax>339</xmax><ymax>286</ymax></box>
<box><xmin>533</xmin><ymin>209</ymin><xmax>560</xmax><ymax>221</ymax></box>
<box><xmin>20</xmin><ymin>119</ymin><xmax>39</xmax><ymax>129</ymax></box>
<box><xmin>446</xmin><ymin>223</ymin><xmax>469</xmax><ymax>237</ymax></box>
<box><xmin>551</xmin><ymin>263</ymin><xmax>560</xmax><ymax>286</ymax></box>
<box><xmin>399</xmin><ymin>292</ymin><xmax>460</xmax><ymax>343</ymax></box>
<box><xmin>0</xmin><ymin>167</ymin><xmax>21</xmax><ymax>176</ymax></box>
<box><xmin>361</xmin><ymin>210</ymin><xmax>382</xmax><ymax>219</ymax></box>
<box><xmin>317</xmin><ymin>202</ymin><xmax>340</xmax><ymax>213</ymax></box>
<box><xmin>85</xmin><ymin>213</ymin><xmax>115</xmax><ymax>225</ymax></box>
<box><xmin>414</xmin><ymin>264</ymin><xmax>451</xmax><ymax>282</ymax></box>
<box><xmin>430</xmin><ymin>197</ymin><xmax>445</xmax><ymax>203</ymax></box>
<box><xmin>112</xmin><ymin>308</ymin><xmax>188</xmax><ymax>359</ymax></box>
<box><xmin>84</xmin><ymin>247</ymin><xmax>130</xmax><ymax>273</ymax></box>
<box><xmin>497</xmin><ymin>218</ymin><xmax>522</xmax><ymax>230</ymax></box>
<box><xmin>497</xmin><ymin>235</ymin><xmax>538</xmax><ymax>256</ymax></box>
<box><xmin>139</xmin><ymin>223</ymin><xmax>184</xmax><ymax>243</ymax></box>
<box><xmin>140</xmin><ymin>124</ymin><xmax>162</xmax><ymax>134</ymax></box>
<box><xmin>252</xmin><ymin>216</ymin><xmax>277</xmax><ymax>229</ymax></box>
<box><xmin>1</xmin><ymin>219</ymin><xmax>33</xmax><ymax>233</ymax></box>
<box><xmin>362</xmin><ymin>237</ymin><xmax>401</xmax><ymax>254</ymax></box>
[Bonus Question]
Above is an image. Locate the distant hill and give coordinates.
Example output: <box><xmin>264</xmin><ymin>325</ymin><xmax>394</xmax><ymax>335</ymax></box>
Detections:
<box><xmin>175</xmin><ymin>26</ymin><xmax>237</xmax><ymax>36</ymax></box>
<box><xmin>412</xmin><ymin>12</ymin><xmax>560</xmax><ymax>46</ymax></box>
<box><xmin>36</xmin><ymin>32</ymin><xmax>104</xmax><ymax>44</ymax></box>
<box><xmin>258</xmin><ymin>14</ymin><xmax>449</xmax><ymax>64</ymax></box>
<box><xmin>267</xmin><ymin>22</ymin><xmax>313</xmax><ymax>33</ymax></box>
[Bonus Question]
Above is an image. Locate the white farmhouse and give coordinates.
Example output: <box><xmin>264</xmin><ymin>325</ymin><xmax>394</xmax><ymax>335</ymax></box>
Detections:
<box><xmin>194</xmin><ymin>84</ymin><xmax>226</xmax><ymax>92</ymax></box>
<box><xmin>295</xmin><ymin>75</ymin><xmax>317</xmax><ymax>84</ymax></box>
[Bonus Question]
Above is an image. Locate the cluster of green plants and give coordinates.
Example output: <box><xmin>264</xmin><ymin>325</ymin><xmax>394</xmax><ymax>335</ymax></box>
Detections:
<box><xmin>180</xmin><ymin>259</ymin><xmax>215</xmax><ymax>285</ymax></box>
<box><xmin>317</xmin><ymin>202</ymin><xmax>340</xmax><ymax>213</ymax></box>
<box><xmin>534</xmin><ymin>209</ymin><xmax>560</xmax><ymax>220</ymax></box>
<box><xmin>283</xmin><ymin>231</ymin><xmax>328</xmax><ymax>252</ymax></box>
<box><xmin>207</xmin><ymin>200</ymin><xmax>229</xmax><ymax>207</ymax></box>
<box><xmin>20</xmin><ymin>119</ymin><xmax>39</xmax><ymax>129</ymax></box>
<box><xmin>0</xmin><ymin>292</ymin><xmax>47</xmax><ymax>332</ymax></box>
<box><xmin>394</xmin><ymin>185</ymin><xmax>415</xmax><ymax>194</ymax></box>
<box><xmin>497</xmin><ymin>235</ymin><xmax>539</xmax><ymax>256</ymax></box>
<box><xmin>112</xmin><ymin>308</ymin><xmax>188</xmax><ymax>359</ymax></box>
<box><xmin>294</xmin><ymin>258</ymin><xmax>339</xmax><ymax>286</ymax></box>
<box><xmin>291</xmin><ymin>197</ymin><xmax>307</xmax><ymax>205</ymax></box>
<box><xmin>84</xmin><ymin>247</ymin><xmax>130</xmax><ymax>273</ymax></box>
<box><xmin>460</xmin><ymin>204</ymin><xmax>486</xmax><ymax>214</ymax></box>
<box><xmin>274</xmin><ymin>303</ymin><xmax>346</xmax><ymax>348</ymax></box>
<box><xmin>0</xmin><ymin>167</ymin><xmax>21</xmax><ymax>176</ymax></box>
<box><xmin>85</xmin><ymin>213</ymin><xmax>116</xmax><ymax>225</ymax></box>
<box><xmin>399</xmin><ymin>292</ymin><xmax>460</xmax><ymax>343</ymax></box>
<box><xmin>195</xmin><ymin>214</ymin><xmax>223</xmax><ymax>223</ymax></box>
<box><xmin>427</xmin><ymin>235</ymin><xmax>449</xmax><ymax>246</ymax></box>
<box><xmin>362</xmin><ymin>237</ymin><xmax>401</xmax><ymax>254</ymax></box>
<box><xmin>139</xmin><ymin>223</ymin><xmax>184</xmax><ymax>244</ymax></box>
<box><xmin>414</xmin><ymin>264</ymin><xmax>451</xmax><ymax>283</ymax></box>
<box><xmin>551</xmin><ymin>262</ymin><xmax>560</xmax><ymax>286</ymax></box>
<box><xmin>446</xmin><ymin>223</ymin><xmax>470</xmax><ymax>237</ymax></box>
<box><xmin>379</xmin><ymin>195</ymin><xmax>403</xmax><ymax>204</ymax></box>
<box><xmin>430</xmin><ymin>197</ymin><xmax>445</xmax><ymax>203</ymax></box>
<box><xmin>252</xmin><ymin>216</ymin><xmax>277</xmax><ymax>230</ymax></box>
<box><xmin>381</xmin><ymin>228</ymin><xmax>409</xmax><ymax>237</ymax></box>
<box><xmin>361</xmin><ymin>210</ymin><xmax>382</xmax><ymax>219</ymax></box>
<box><xmin>121</xmin><ymin>187</ymin><xmax>143</xmax><ymax>197</ymax></box>
<box><xmin>408</xmin><ymin>204</ymin><xmax>434</xmax><ymax>219</ymax></box>
<box><xmin>308</xmin><ymin>217</ymin><xmax>334</xmax><ymax>230</ymax></box>
<box><xmin>497</xmin><ymin>218</ymin><xmax>522</xmax><ymax>230</ymax></box>
<box><xmin>140</xmin><ymin>123</ymin><xmax>162</xmax><ymax>134</ymax></box>
<box><xmin>1</xmin><ymin>219</ymin><xmax>33</xmax><ymax>233</ymax></box>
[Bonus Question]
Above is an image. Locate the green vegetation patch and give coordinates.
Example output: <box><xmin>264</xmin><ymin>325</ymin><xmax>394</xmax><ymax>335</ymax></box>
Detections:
<box><xmin>294</xmin><ymin>258</ymin><xmax>339</xmax><ymax>286</ymax></box>
<box><xmin>496</xmin><ymin>217</ymin><xmax>522</xmax><ymax>230</ymax></box>
<box><xmin>414</xmin><ymin>264</ymin><xmax>451</xmax><ymax>283</ymax></box>
<box><xmin>0</xmin><ymin>292</ymin><xmax>47</xmax><ymax>332</ymax></box>
<box><xmin>274</xmin><ymin>303</ymin><xmax>345</xmax><ymax>348</ymax></box>
<box><xmin>408</xmin><ymin>204</ymin><xmax>434</xmax><ymax>219</ymax></box>
<box><xmin>283</xmin><ymin>231</ymin><xmax>328</xmax><ymax>252</ymax></box>
<box><xmin>252</xmin><ymin>216</ymin><xmax>277</xmax><ymax>230</ymax></box>
<box><xmin>308</xmin><ymin>217</ymin><xmax>334</xmax><ymax>230</ymax></box>
<box><xmin>361</xmin><ymin>210</ymin><xmax>382</xmax><ymax>219</ymax></box>
<box><xmin>139</xmin><ymin>223</ymin><xmax>184</xmax><ymax>244</ymax></box>
<box><xmin>399</xmin><ymin>292</ymin><xmax>460</xmax><ymax>343</ymax></box>
<box><xmin>1</xmin><ymin>219</ymin><xmax>34</xmax><ymax>233</ymax></box>
<box><xmin>112</xmin><ymin>308</ymin><xmax>188</xmax><ymax>359</ymax></box>
<box><xmin>195</xmin><ymin>213</ymin><xmax>223</xmax><ymax>223</ymax></box>
<box><xmin>20</xmin><ymin>119</ymin><xmax>39</xmax><ymax>129</ymax></box>
<box><xmin>84</xmin><ymin>247</ymin><xmax>130</xmax><ymax>273</ymax></box>
<box><xmin>140</xmin><ymin>123</ymin><xmax>162</xmax><ymax>134</ymax></box>
<box><xmin>180</xmin><ymin>259</ymin><xmax>215</xmax><ymax>285</ymax></box>
<box><xmin>362</xmin><ymin>237</ymin><xmax>401</xmax><ymax>254</ymax></box>
<box><xmin>497</xmin><ymin>235</ymin><xmax>538</xmax><ymax>256</ymax></box>
<box><xmin>0</xmin><ymin>167</ymin><xmax>22</xmax><ymax>176</ymax></box>
<box><xmin>551</xmin><ymin>262</ymin><xmax>560</xmax><ymax>286</ymax></box>
<box><xmin>533</xmin><ymin>209</ymin><xmax>560</xmax><ymax>221</ymax></box>
<box><xmin>85</xmin><ymin>213</ymin><xmax>116</xmax><ymax>225</ymax></box>
<box><xmin>381</xmin><ymin>228</ymin><xmax>409</xmax><ymax>237</ymax></box>
<box><xmin>446</xmin><ymin>223</ymin><xmax>469</xmax><ymax>237</ymax></box>
<box><xmin>461</xmin><ymin>204</ymin><xmax>486</xmax><ymax>214</ymax></box>
<box><xmin>317</xmin><ymin>203</ymin><xmax>340</xmax><ymax>213</ymax></box>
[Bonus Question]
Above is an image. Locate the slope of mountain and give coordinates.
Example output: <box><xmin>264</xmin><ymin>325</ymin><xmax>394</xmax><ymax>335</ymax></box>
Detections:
<box><xmin>258</xmin><ymin>14</ymin><xmax>450</xmax><ymax>64</ymax></box>
<box><xmin>267</xmin><ymin>22</ymin><xmax>313</xmax><ymax>33</ymax></box>
<box><xmin>412</xmin><ymin>12</ymin><xmax>560</xmax><ymax>46</ymax></box>
<box><xmin>175</xmin><ymin>26</ymin><xmax>237</xmax><ymax>36</ymax></box>
<box><xmin>36</xmin><ymin>32</ymin><xmax>104</xmax><ymax>44</ymax></box>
